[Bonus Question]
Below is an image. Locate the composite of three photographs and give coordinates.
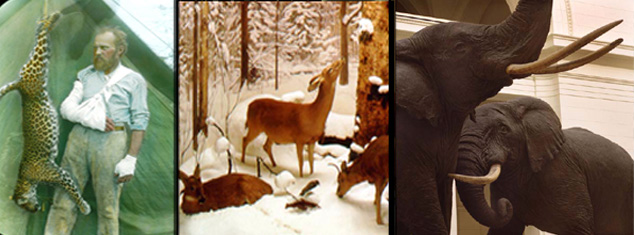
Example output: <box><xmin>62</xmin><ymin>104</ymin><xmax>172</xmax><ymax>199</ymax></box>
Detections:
<box><xmin>0</xmin><ymin>0</ymin><xmax>631</xmax><ymax>234</ymax></box>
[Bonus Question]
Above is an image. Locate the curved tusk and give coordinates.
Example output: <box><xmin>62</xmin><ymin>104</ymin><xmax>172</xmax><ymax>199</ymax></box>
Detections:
<box><xmin>532</xmin><ymin>38</ymin><xmax>623</xmax><ymax>74</ymax></box>
<box><xmin>449</xmin><ymin>163</ymin><xmax>501</xmax><ymax>185</ymax></box>
<box><xmin>507</xmin><ymin>20</ymin><xmax>623</xmax><ymax>75</ymax></box>
<box><xmin>328</xmin><ymin>163</ymin><xmax>341</xmax><ymax>173</ymax></box>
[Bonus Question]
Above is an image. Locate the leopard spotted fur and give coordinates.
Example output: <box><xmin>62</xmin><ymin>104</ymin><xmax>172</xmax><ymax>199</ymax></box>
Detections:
<box><xmin>0</xmin><ymin>12</ymin><xmax>90</xmax><ymax>214</ymax></box>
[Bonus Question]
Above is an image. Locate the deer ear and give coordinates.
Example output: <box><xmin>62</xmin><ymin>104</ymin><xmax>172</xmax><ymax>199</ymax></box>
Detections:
<box><xmin>194</xmin><ymin>164</ymin><xmax>201</xmax><ymax>176</ymax></box>
<box><xmin>308</xmin><ymin>74</ymin><xmax>323</xmax><ymax>92</ymax></box>
<box><xmin>512</xmin><ymin>98</ymin><xmax>565</xmax><ymax>172</ymax></box>
<box><xmin>178</xmin><ymin>171</ymin><xmax>189</xmax><ymax>182</ymax></box>
<box><xmin>395</xmin><ymin>54</ymin><xmax>443</xmax><ymax>126</ymax></box>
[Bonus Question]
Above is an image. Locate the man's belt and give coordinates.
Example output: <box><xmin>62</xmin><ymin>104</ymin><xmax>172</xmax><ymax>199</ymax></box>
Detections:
<box><xmin>114</xmin><ymin>125</ymin><xmax>125</xmax><ymax>131</ymax></box>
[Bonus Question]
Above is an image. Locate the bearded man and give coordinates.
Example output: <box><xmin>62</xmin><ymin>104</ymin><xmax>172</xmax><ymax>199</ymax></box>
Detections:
<box><xmin>44</xmin><ymin>26</ymin><xmax>149</xmax><ymax>235</ymax></box>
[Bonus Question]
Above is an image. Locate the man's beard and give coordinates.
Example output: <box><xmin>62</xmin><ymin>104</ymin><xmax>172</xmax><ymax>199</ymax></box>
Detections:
<box><xmin>93</xmin><ymin>55</ymin><xmax>118</xmax><ymax>72</ymax></box>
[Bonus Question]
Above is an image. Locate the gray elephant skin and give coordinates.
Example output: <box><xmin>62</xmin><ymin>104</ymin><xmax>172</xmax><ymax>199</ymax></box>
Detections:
<box><xmin>394</xmin><ymin>0</ymin><xmax>623</xmax><ymax>233</ymax></box>
<box><xmin>452</xmin><ymin>97</ymin><xmax>633</xmax><ymax>235</ymax></box>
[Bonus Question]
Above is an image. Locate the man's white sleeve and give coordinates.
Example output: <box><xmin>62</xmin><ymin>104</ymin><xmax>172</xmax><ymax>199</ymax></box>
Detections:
<box><xmin>60</xmin><ymin>80</ymin><xmax>106</xmax><ymax>131</ymax></box>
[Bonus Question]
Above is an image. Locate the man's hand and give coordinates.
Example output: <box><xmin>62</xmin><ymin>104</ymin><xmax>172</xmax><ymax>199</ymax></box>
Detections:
<box><xmin>114</xmin><ymin>155</ymin><xmax>137</xmax><ymax>183</ymax></box>
<box><xmin>105</xmin><ymin>117</ymin><xmax>115</xmax><ymax>132</ymax></box>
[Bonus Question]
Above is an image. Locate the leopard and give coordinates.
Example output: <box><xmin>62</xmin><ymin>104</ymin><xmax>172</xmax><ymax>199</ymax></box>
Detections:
<box><xmin>0</xmin><ymin>12</ymin><xmax>90</xmax><ymax>214</ymax></box>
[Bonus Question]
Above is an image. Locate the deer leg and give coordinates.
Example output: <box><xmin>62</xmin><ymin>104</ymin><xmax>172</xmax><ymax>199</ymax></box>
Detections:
<box><xmin>295</xmin><ymin>142</ymin><xmax>304</xmax><ymax>177</ymax></box>
<box><xmin>375</xmin><ymin>179</ymin><xmax>387</xmax><ymax>225</ymax></box>
<box><xmin>241</xmin><ymin>129</ymin><xmax>259</xmax><ymax>163</ymax></box>
<box><xmin>263</xmin><ymin>137</ymin><xmax>276</xmax><ymax>167</ymax></box>
<box><xmin>307</xmin><ymin>142</ymin><xmax>315</xmax><ymax>175</ymax></box>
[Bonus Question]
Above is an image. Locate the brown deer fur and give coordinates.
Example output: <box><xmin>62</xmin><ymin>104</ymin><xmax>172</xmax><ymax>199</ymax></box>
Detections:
<box><xmin>241</xmin><ymin>59</ymin><xmax>345</xmax><ymax>177</ymax></box>
<box><xmin>178</xmin><ymin>165</ymin><xmax>272</xmax><ymax>214</ymax></box>
<box><xmin>335</xmin><ymin>135</ymin><xmax>389</xmax><ymax>224</ymax></box>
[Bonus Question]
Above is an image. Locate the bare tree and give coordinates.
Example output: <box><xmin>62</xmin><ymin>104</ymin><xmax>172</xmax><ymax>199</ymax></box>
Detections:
<box><xmin>340</xmin><ymin>2</ymin><xmax>348</xmax><ymax>85</ymax></box>
<box><xmin>178</xmin><ymin>2</ymin><xmax>196</xmax><ymax>157</ymax></box>
<box><xmin>339</xmin><ymin>2</ymin><xmax>362</xmax><ymax>85</ymax></box>
<box><xmin>240</xmin><ymin>2</ymin><xmax>249</xmax><ymax>88</ymax></box>
<box><xmin>275</xmin><ymin>1</ymin><xmax>279</xmax><ymax>89</ymax></box>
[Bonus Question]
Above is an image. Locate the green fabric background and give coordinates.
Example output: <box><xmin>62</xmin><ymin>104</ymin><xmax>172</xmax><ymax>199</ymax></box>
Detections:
<box><xmin>0</xmin><ymin>0</ymin><xmax>175</xmax><ymax>234</ymax></box>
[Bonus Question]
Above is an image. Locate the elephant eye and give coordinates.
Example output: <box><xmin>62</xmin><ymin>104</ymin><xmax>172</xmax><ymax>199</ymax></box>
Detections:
<box><xmin>454</xmin><ymin>42</ymin><xmax>467</xmax><ymax>54</ymax></box>
<box><xmin>499</xmin><ymin>124</ymin><xmax>509</xmax><ymax>134</ymax></box>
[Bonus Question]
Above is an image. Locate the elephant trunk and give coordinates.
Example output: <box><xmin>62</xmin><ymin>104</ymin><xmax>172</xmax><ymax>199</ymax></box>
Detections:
<box><xmin>496</xmin><ymin>0</ymin><xmax>552</xmax><ymax>70</ymax></box>
<box><xmin>456</xmin><ymin>179</ymin><xmax>513</xmax><ymax>228</ymax></box>
<box><xmin>454</xmin><ymin>135</ymin><xmax>513</xmax><ymax>228</ymax></box>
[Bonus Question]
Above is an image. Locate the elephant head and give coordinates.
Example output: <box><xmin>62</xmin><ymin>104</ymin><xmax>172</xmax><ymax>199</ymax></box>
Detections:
<box><xmin>395</xmin><ymin>0</ymin><xmax>622</xmax><ymax>126</ymax></box>
<box><xmin>449</xmin><ymin>97</ymin><xmax>565</xmax><ymax>227</ymax></box>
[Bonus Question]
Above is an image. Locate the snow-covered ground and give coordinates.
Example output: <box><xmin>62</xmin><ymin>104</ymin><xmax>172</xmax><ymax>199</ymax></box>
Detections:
<box><xmin>179</xmin><ymin>143</ymin><xmax>389</xmax><ymax>235</ymax></box>
<box><xmin>179</xmin><ymin>63</ymin><xmax>389</xmax><ymax>234</ymax></box>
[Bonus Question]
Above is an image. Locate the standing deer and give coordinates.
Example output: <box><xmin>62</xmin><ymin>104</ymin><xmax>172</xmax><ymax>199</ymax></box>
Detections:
<box><xmin>333</xmin><ymin>135</ymin><xmax>389</xmax><ymax>224</ymax></box>
<box><xmin>241</xmin><ymin>59</ymin><xmax>345</xmax><ymax>177</ymax></box>
<box><xmin>178</xmin><ymin>165</ymin><xmax>273</xmax><ymax>214</ymax></box>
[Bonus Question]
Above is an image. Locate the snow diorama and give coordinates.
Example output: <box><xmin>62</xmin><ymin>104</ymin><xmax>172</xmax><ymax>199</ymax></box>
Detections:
<box><xmin>178</xmin><ymin>2</ymin><xmax>389</xmax><ymax>234</ymax></box>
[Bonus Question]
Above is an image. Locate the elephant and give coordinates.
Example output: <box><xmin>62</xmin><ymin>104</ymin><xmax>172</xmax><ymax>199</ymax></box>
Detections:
<box><xmin>394</xmin><ymin>0</ymin><xmax>623</xmax><ymax>233</ymax></box>
<box><xmin>450</xmin><ymin>96</ymin><xmax>633</xmax><ymax>235</ymax></box>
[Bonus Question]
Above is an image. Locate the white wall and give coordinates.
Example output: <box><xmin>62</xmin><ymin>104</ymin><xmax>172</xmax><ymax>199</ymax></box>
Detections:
<box><xmin>550</xmin><ymin>0</ymin><xmax>634</xmax><ymax>156</ymax></box>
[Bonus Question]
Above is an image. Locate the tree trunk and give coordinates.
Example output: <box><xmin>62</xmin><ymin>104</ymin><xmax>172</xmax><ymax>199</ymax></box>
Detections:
<box><xmin>178</xmin><ymin>2</ymin><xmax>196</xmax><ymax>156</ymax></box>
<box><xmin>339</xmin><ymin>2</ymin><xmax>348</xmax><ymax>85</ymax></box>
<box><xmin>240</xmin><ymin>2</ymin><xmax>249</xmax><ymax>88</ymax></box>
<box><xmin>351</xmin><ymin>2</ymin><xmax>389</xmax><ymax>159</ymax></box>
<box><xmin>199</xmin><ymin>3</ymin><xmax>209</xmax><ymax>138</ymax></box>
<box><xmin>192</xmin><ymin>3</ymin><xmax>200</xmax><ymax>150</ymax></box>
<box><xmin>192</xmin><ymin>3</ymin><xmax>210</xmax><ymax>150</ymax></box>
<box><xmin>275</xmin><ymin>1</ymin><xmax>279</xmax><ymax>90</ymax></box>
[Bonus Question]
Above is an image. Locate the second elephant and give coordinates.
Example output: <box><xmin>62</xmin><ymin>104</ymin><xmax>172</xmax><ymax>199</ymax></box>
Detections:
<box><xmin>451</xmin><ymin>97</ymin><xmax>633</xmax><ymax>235</ymax></box>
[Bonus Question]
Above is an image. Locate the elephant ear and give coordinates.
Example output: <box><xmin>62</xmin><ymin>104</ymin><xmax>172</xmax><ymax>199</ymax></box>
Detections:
<box><xmin>395</xmin><ymin>39</ymin><xmax>443</xmax><ymax>126</ymax></box>
<box><xmin>512</xmin><ymin>97</ymin><xmax>565</xmax><ymax>172</ymax></box>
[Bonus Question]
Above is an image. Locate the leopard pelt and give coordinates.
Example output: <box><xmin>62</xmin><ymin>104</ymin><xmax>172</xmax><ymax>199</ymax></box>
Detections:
<box><xmin>0</xmin><ymin>12</ymin><xmax>90</xmax><ymax>214</ymax></box>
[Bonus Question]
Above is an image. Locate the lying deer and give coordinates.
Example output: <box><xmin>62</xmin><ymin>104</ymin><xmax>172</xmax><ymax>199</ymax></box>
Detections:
<box><xmin>178</xmin><ymin>165</ymin><xmax>273</xmax><ymax>214</ymax></box>
<box><xmin>332</xmin><ymin>135</ymin><xmax>389</xmax><ymax>224</ymax></box>
<box><xmin>241</xmin><ymin>59</ymin><xmax>345</xmax><ymax>177</ymax></box>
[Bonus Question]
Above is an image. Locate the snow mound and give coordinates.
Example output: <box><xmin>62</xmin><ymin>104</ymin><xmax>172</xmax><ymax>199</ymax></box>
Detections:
<box><xmin>378</xmin><ymin>85</ymin><xmax>389</xmax><ymax>94</ymax></box>
<box><xmin>324</xmin><ymin>113</ymin><xmax>354</xmax><ymax>139</ymax></box>
<box><xmin>275</xmin><ymin>170</ymin><xmax>297</xmax><ymax>192</ymax></box>
<box><xmin>350</xmin><ymin>142</ymin><xmax>364</xmax><ymax>154</ymax></box>
<box><xmin>368</xmin><ymin>75</ymin><xmax>383</xmax><ymax>85</ymax></box>
<box><xmin>215</xmin><ymin>137</ymin><xmax>230</xmax><ymax>154</ymax></box>
<box><xmin>359</xmin><ymin>18</ymin><xmax>374</xmax><ymax>34</ymax></box>
<box><xmin>314</xmin><ymin>144</ymin><xmax>350</xmax><ymax>158</ymax></box>
<box><xmin>179</xmin><ymin>153</ymin><xmax>225</xmax><ymax>181</ymax></box>
<box><xmin>281</xmin><ymin>90</ymin><xmax>305</xmax><ymax>103</ymax></box>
